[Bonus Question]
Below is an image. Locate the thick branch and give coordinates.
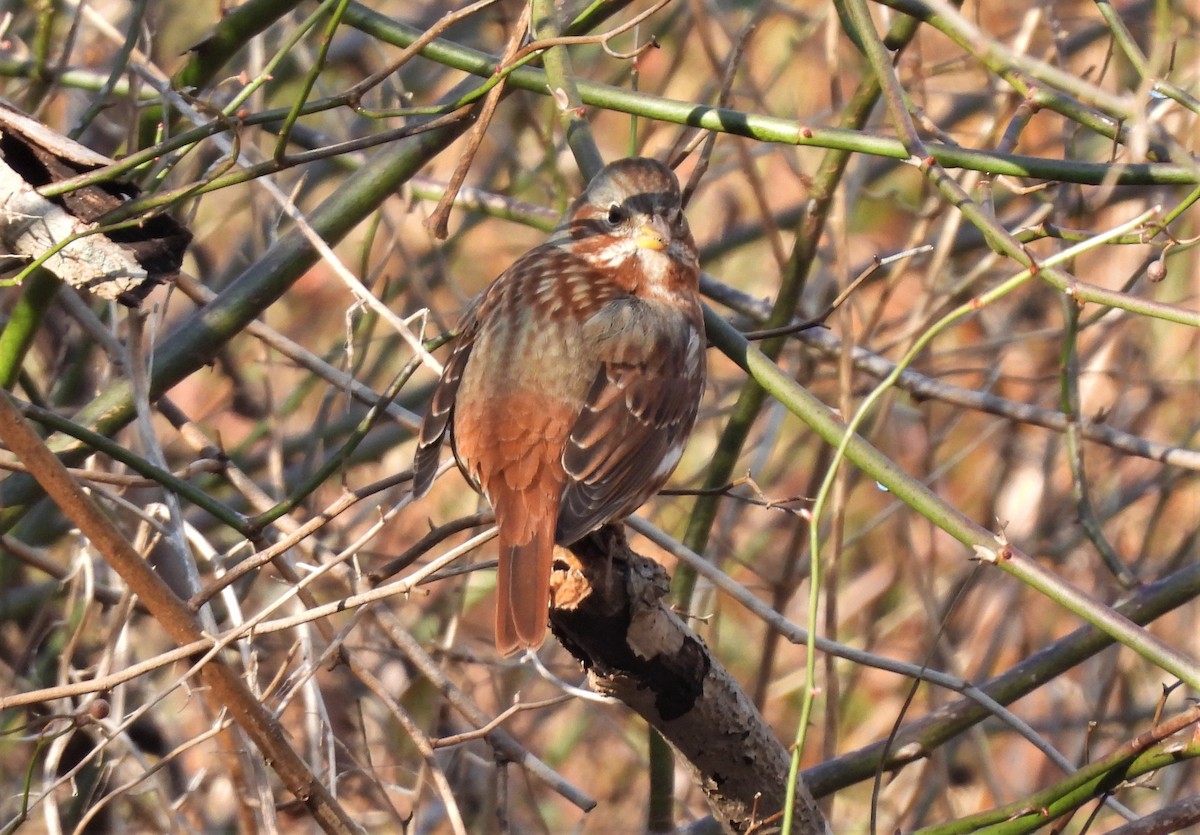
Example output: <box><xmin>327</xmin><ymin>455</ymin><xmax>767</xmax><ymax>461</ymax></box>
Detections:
<box><xmin>550</xmin><ymin>527</ymin><xmax>826</xmax><ymax>835</ymax></box>
<box><xmin>0</xmin><ymin>389</ymin><xmax>358</xmax><ymax>834</ymax></box>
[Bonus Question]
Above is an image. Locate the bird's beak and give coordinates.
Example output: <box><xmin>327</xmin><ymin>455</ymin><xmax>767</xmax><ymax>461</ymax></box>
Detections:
<box><xmin>635</xmin><ymin>223</ymin><xmax>668</xmax><ymax>252</ymax></box>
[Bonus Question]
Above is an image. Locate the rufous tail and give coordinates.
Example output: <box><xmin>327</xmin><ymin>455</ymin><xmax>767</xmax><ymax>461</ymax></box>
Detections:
<box><xmin>494</xmin><ymin>517</ymin><xmax>553</xmax><ymax>656</ymax></box>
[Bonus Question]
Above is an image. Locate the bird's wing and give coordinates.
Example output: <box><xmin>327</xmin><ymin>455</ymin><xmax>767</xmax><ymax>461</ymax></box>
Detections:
<box><xmin>556</xmin><ymin>299</ymin><xmax>704</xmax><ymax>544</ymax></box>
<box><xmin>412</xmin><ymin>299</ymin><xmax>482</xmax><ymax>498</ymax></box>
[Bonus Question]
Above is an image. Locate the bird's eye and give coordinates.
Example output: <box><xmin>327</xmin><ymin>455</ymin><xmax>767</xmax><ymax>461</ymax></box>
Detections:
<box><xmin>606</xmin><ymin>203</ymin><xmax>625</xmax><ymax>225</ymax></box>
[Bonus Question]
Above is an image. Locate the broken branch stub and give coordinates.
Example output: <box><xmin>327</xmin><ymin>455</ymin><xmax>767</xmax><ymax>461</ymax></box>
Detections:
<box><xmin>0</xmin><ymin>101</ymin><xmax>191</xmax><ymax>306</ymax></box>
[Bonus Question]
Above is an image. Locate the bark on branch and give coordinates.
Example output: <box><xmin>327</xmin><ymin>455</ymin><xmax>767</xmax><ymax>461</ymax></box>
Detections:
<box><xmin>550</xmin><ymin>526</ymin><xmax>827</xmax><ymax>835</ymax></box>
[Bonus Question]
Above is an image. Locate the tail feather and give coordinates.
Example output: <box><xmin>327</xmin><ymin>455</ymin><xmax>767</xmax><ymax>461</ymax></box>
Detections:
<box><xmin>455</xmin><ymin>391</ymin><xmax>568</xmax><ymax>655</ymax></box>
<box><xmin>494</xmin><ymin>518</ymin><xmax>554</xmax><ymax>657</ymax></box>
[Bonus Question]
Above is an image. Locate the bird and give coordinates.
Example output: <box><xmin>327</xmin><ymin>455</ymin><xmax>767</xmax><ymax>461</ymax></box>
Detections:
<box><xmin>412</xmin><ymin>157</ymin><xmax>706</xmax><ymax>656</ymax></box>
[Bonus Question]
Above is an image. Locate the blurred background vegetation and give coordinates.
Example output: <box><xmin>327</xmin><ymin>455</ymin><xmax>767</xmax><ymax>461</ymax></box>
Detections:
<box><xmin>0</xmin><ymin>0</ymin><xmax>1197</xmax><ymax>832</ymax></box>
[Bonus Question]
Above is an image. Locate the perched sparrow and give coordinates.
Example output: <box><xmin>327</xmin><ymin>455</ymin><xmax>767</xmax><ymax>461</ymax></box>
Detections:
<box><xmin>413</xmin><ymin>158</ymin><xmax>706</xmax><ymax>656</ymax></box>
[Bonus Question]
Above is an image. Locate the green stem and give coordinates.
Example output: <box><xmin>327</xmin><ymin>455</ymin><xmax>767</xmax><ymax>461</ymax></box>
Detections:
<box><xmin>16</xmin><ymin>400</ymin><xmax>251</xmax><ymax>535</ymax></box>
<box><xmin>646</xmin><ymin>729</ymin><xmax>674</xmax><ymax>833</ymax></box>
<box><xmin>704</xmin><ymin>226</ymin><xmax>1200</xmax><ymax>694</ymax></box>
<box><xmin>796</xmin><ymin>205</ymin><xmax>1200</xmax><ymax>691</ymax></box>
<box><xmin>801</xmin><ymin>559</ymin><xmax>1200</xmax><ymax>796</ymax></box>
<box><xmin>339</xmin><ymin>2</ymin><xmax>1200</xmax><ymax>185</ymax></box>
<box><xmin>1095</xmin><ymin>0</ymin><xmax>1200</xmax><ymax>116</ymax></box>
<box><xmin>0</xmin><ymin>269</ymin><xmax>61</xmax><ymax>391</ymax></box>
<box><xmin>273</xmin><ymin>0</ymin><xmax>353</xmax><ymax>161</ymax></box>
<box><xmin>173</xmin><ymin>0</ymin><xmax>308</xmax><ymax>94</ymax></box>
<box><xmin>531</xmin><ymin>0</ymin><xmax>604</xmax><ymax>178</ymax></box>
<box><xmin>914</xmin><ymin>710</ymin><xmax>1200</xmax><ymax>835</ymax></box>
<box><xmin>0</xmin><ymin>118</ymin><xmax>472</xmax><ymax>530</ymax></box>
<box><xmin>676</xmin><ymin>15</ymin><xmax>916</xmax><ymax>600</ymax></box>
<box><xmin>248</xmin><ymin>357</ymin><xmax>420</xmax><ymax>530</ymax></box>
<box><xmin>1058</xmin><ymin>296</ymin><xmax>1135</xmax><ymax>585</ymax></box>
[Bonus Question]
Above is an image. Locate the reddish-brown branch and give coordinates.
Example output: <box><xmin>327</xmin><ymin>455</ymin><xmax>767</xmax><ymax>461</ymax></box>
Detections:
<box><xmin>0</xmin><ymin>389</ymin><xmax>359</xmax><ymax>835</ymax></box>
